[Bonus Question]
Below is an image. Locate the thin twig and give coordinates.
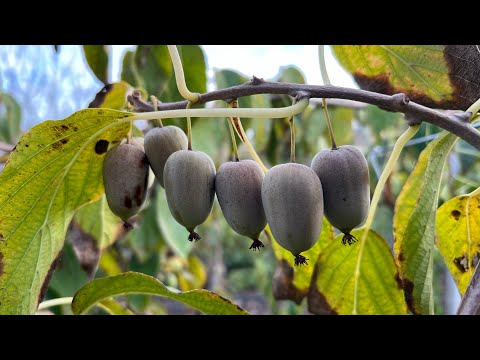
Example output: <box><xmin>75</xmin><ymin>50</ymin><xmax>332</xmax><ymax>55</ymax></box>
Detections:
<box><xmin>128</xmin><ymin>80</ymin><xmax>480</xmax><ymax>151</ymax></box>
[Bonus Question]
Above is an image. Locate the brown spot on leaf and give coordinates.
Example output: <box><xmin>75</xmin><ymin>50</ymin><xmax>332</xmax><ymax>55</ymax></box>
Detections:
<box><xmin>444</xmin><ymin>46</ymin><xmax>480</xmax><ymax>110</ymax></box>
<box><xmin>451</xmin><ymin>210</ymin><xmax>461</xmax><ymax>220</ymax></box>
<box><xmin>272</xmin><ymin>259</ymin><xmax>307</xmax><ymax>304</ymax></box>
<box><xmin>124</xmin><ymin>196</ymin><xmax>132</xmax><ymax>209</ymax></box>
<box><xmin>37</xmin><ymin>251</ymin><xmax>63</xmax><ymax>306</ymax></box>
<box><xmin>454</xmin><ymin>253</ymin><xmax>469</xmax><ymax>272</ymax></box>
<box><xmin>52</xmin><ymin>141</ymin><xmax>64</xmax><ymax>150</ymax></box>
<box><xmin>394</xmin><ymin>273</ymin><xmax>403</xmax><ymax>290</ymax></box>
<box><xmin>401</xmin><ymin>278</ymin><xmax>415</xmax><ymax>314</ymax></box>
<box><xmin>69</xmin><ymin>221</ymin><xmax>100</xmax><ymax>279</ymax></box>
<box><xmin>60</xmin><ymin>138</ymin><xmax>68</xmax><ymax>145</ymax></box>
<box><xmin>353</xmin><ymin>72</ymin><xmax>459</xmax><ymax>110</ymax></box>
<box><xmin>307</xmin><ymin>264</ymin><xmax>337</xmax><ymax>315</ymax></box>
<box><xmin>398</xmin><ymin>251</ymin><xmax>405</xmax><ymax>262</ymax></box>
<box><xmin>53</xmin><ymin>125</ymin><xmax>70</xmax><ymax>134</ymax></box>
<box><xmin>95</xmin><ymin>140</ymin><xmax>109</xmax><ymax>154</ymax></box>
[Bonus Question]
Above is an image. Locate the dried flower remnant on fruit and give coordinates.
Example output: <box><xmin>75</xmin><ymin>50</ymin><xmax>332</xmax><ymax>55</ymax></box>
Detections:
<box><xmin>294</xmin><ymin>254</ymin><xmax>309</xmax><ymax>267</ymax></box>
<box><xmin>249</xmin><ymin>239</ymin><xmax>265</xmax><ymax>251</ymax></box>
<box><xmin>342</xmin><ymin>233</ymin><xmax>358</xmax><ymax>246</ymax></box>
<box><xmin>188</xmin><ymin>231</ymin><xmax>201</xmax><ymax>242</ymax></box>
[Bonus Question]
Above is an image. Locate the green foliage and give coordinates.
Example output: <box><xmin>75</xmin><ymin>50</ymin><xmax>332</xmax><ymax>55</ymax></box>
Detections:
<box><xmin>1</xmin><ymin>45</ymin><xmax>479</xmax><ymax>315</ymax></box>
<box><xmin>0</xmin><ymin>92</ymin><xmax>21</xmax><ymax>144</ymax></box>
<box><xmin>83</xmin><ymin>45</ymin><xmax>109</xmax><ymax>84</ymax></box>
<box><xmin>72</xmin><ymin>272</ymin><xmax>249</xmax><ymax>315</ymax></box>
<box><xmin>0</xmin><ymin>109</ymin><xmax>132</xmax><ymax>314</ymax></box>
<box><xmin>308</xmin><ymin>229</ymin><xmax>408</xmax><ymax>315</ymax></box>
<box><xmin>270</xmin><ymin>218</ymin><xmax>333</xmax><ymax>304</ymax></box>
<box><xmin>394</xmin><ymin>131</ymin><xmax>457</xmax><ymax>314</ymax></box>
<box><xmin>333</xmin><ymin>45</ymin><xmax>479</xmax><ymax>110</ymax></box>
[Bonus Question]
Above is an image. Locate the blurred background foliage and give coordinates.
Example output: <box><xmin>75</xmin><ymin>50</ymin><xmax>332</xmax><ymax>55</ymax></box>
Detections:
<box><xmin>0</xmin><ymin>45</ymin><xmax>473</xmax><ymax>314</ymax></box>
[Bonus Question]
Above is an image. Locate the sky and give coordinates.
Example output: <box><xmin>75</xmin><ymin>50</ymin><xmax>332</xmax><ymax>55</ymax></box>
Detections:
<box><xmin>0</xmin><ymin>45</ymin><xmax>357</xmax><ymax>130</ymax></box>
<box><xmin>111</xmin><ymin>45</ymin><xmax>357</xmax><ymax>89</ymax></box>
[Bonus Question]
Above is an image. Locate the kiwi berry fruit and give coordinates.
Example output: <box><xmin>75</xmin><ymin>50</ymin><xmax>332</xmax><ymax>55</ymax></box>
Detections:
<box><xmin>103</xmin><ymin>143</ymin><xmax>150</xmax><ymax>229</ymax></box>
<box><xmin>215</xmin><ymin>160</ymin><xmax>266</xmax><ymax>250</ymax></box>
<box><xmin>311</xmin><ymin>145</ymin><xmax>370</xmax><ymax>245</ymax></box>
<box><xmin>163</xmin><ymin>150</ymin><xmax>216</xmax><ymax>241</ymax></box>
<box><xmin>144</xmin><ymin>126</ymin><xmax>188</xmax><ymax>188</ymax></box>
<box><xmin>262</xmin><ymin>163</ymin><xmax>324</xmax><ymax>266</ymax></box>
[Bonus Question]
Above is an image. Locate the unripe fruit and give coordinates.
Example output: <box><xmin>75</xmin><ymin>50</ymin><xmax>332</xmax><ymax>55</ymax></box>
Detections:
<box><xmin>310</xmin><ymin>145</ymin><xmax>370</xmax><ymax>245</ymax></box>
<box><xmin>103</xmin><ymin>143</ymin><xmax>150</xmax><ymax>228</ymax></box>
<box><xmin>144</xmin><ymin>126</ymin><xmax>188</xmax><ymax>188</ymax></box>
<box><xmin>262</xmin><ymin>163</ymin><xmax>324</xmax><ymax>266</ymax></box>
<box><xmin>164</xmin><ymin>150</ymin><xmax>216</xmax><ymax>241</ymax></box>
<box><xmin>215</xmin><ymin>160</ymin><xmax>267</xmax><ymax>251</ymax></box>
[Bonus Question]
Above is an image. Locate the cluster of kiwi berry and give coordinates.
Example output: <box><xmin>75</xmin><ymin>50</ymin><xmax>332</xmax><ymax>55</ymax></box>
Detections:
<box><xmin>103</xmin><ymin>122</ymin><xmax>370</xmax><ymax>266</ymax></box>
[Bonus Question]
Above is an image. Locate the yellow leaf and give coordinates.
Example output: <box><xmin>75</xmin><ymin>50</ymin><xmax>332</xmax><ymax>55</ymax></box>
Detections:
<box><xmin>436</xmin><ymin>194</ymin><xmax>480</xmax><ymax>295</ymax></box>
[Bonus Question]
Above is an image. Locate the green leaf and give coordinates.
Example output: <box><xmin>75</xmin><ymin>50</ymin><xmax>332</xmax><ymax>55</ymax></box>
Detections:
<box><xmin>88</xmin><ymin>81</ymin><xmax>133</xmax><ymax>110</ymax></box>
<box><xmin>97</xmin><ymin>298</ymin><xmax>134</xmax><ymax>315</ymax></box>
<box><xmin>176</xmin><ymin>255</ymin><xmax>207</xmax><ymax>291</ymax></box>
<box><xmin>436</xmin><ymin>193</ymin><xmax>480</xmax><ymax>295</ymax></box>
<box><xmin>0</xmin><ymin>92</ymin><xmax>22</xmax><ymax>144</ymax></box>
<box><xmin>270</xmin><ymin>218</ymin><xmax>334</xmax><ymax>304</ymax></box>
<box><xmin>83</xmin><ymin>45</ymin><xmax>109</xmax><ymax>84</ymax></box>
<box><xmin>332</xmin><ymin>45</ymin><xmax>480</xmax><ymax>110</ymax></box>
<box><xmin>72</xmin><ymin>272</ymin><xmax>249</xmax><ymax>315</ymax></box>
<box><xmin>156</xmin><ymin>187</ymin><xmax>192</xmax><ymax>259</ymax></box>
<box><xmin>308</xmin><ymin>229</ymin><xmax>408</xmax><ymax>315</ymax></box>
<box><xmin>275</xmin><ymin>65</ymin><xmax>306</xmax><ymax>85</ymax></box>
<box><xmin>74</xmin><ymin>195</ymin><xmax>122</xmax><ymax>252</ymax></box>
<box><xmin>393</xmin><ymin>131</ymin><xmax>457</xmax><ymax>314</ymax></box>
<box><xmin>49</xmin><ymin>242</ymin><xmax>89</xmax><ymax>298</ymax></box>
<box><xmin>120</xmin><ymin>50</ymin><xmax>140</xmax><ymax>88</ymax></box>
<box><xmin>0</xmin><ymin>108</ymin><xmax>133</xmax><ymax>314</ymax></box>
<box><xmin>125</xmin><ymin>45</ymin><xmax>172</xmax><ymax>96</ymax></box>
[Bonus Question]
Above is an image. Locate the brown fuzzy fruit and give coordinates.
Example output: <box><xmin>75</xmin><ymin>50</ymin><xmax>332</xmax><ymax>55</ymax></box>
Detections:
<box><xmin>144</xmin><ymin>126</ymin><xmax>188</xmax><ymax>188</ymax></box>
<box><xmin>215</xmin><ymin>160</ymin><xmax>267</xmax><ymax>251</ymax></box>
<box><xmin>103</xmin><ymin>143</ymin><xmax>149</xmax><ymax>227</ymax></box>
<box><xmin>163</xmin><ymin>150</ymin><xmax>216</xmax><ymax>241</ymax></box>
<box><xmin>311</xmin><ymin>145</ymin><xmax>370</xmax><ymax>245</ymax></box>
<box><xmin>262</xmin><ymin>163</ymin><xmax>324</xmax><ymax>266</ymax></box>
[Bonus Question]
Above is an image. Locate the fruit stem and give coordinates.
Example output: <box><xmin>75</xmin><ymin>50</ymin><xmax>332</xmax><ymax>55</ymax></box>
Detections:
<box><xmin>229</xmin><ymin>99</ymin><xmax>268</xmax><ymax>173</ymax></box>
<box><xmin>352</xmin><ymin>124</ymin><xmax>420</xmax><ymax>314</ymax></box>
<box><xmin>150</xmin><ymin>95</ymin><xmax>163</xmax><ymax>127</ymax></box>
<box><xmin>37</xmin><ymin>297</ymin><xmax>73</xmax><ymax>311</ymax></box>
<box><xmin>318</xmin><ymin>45</ymin><xmax>331</xmax><ymax>86</ymax></box>
<box><xmin>167</xmin><ymin>45</ymin><xmax>200</xmax><ymax>103</ymax></box>
<box><xmin>318</xmin><ymin>45</ymin><xmax>338</xmax><ymax>150</ymax></box>
<box><xmin>186</xmin><ymin>101</ymin><xmax>193</xmax><ymax>151</ymax></box>
<box><xmin>289</xmin><ymin>99</ymin><xmax>297</xmax><ymax>163</ymax></box>
<box><xmin>226</xmin><ymin>102</ymin><xmax>239</xmax><ymax>161</ymax></box>
<box><xmin>322</xmin><ymin>99</ymin><xmax>338</xmax><ymax>150</ymax></box>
